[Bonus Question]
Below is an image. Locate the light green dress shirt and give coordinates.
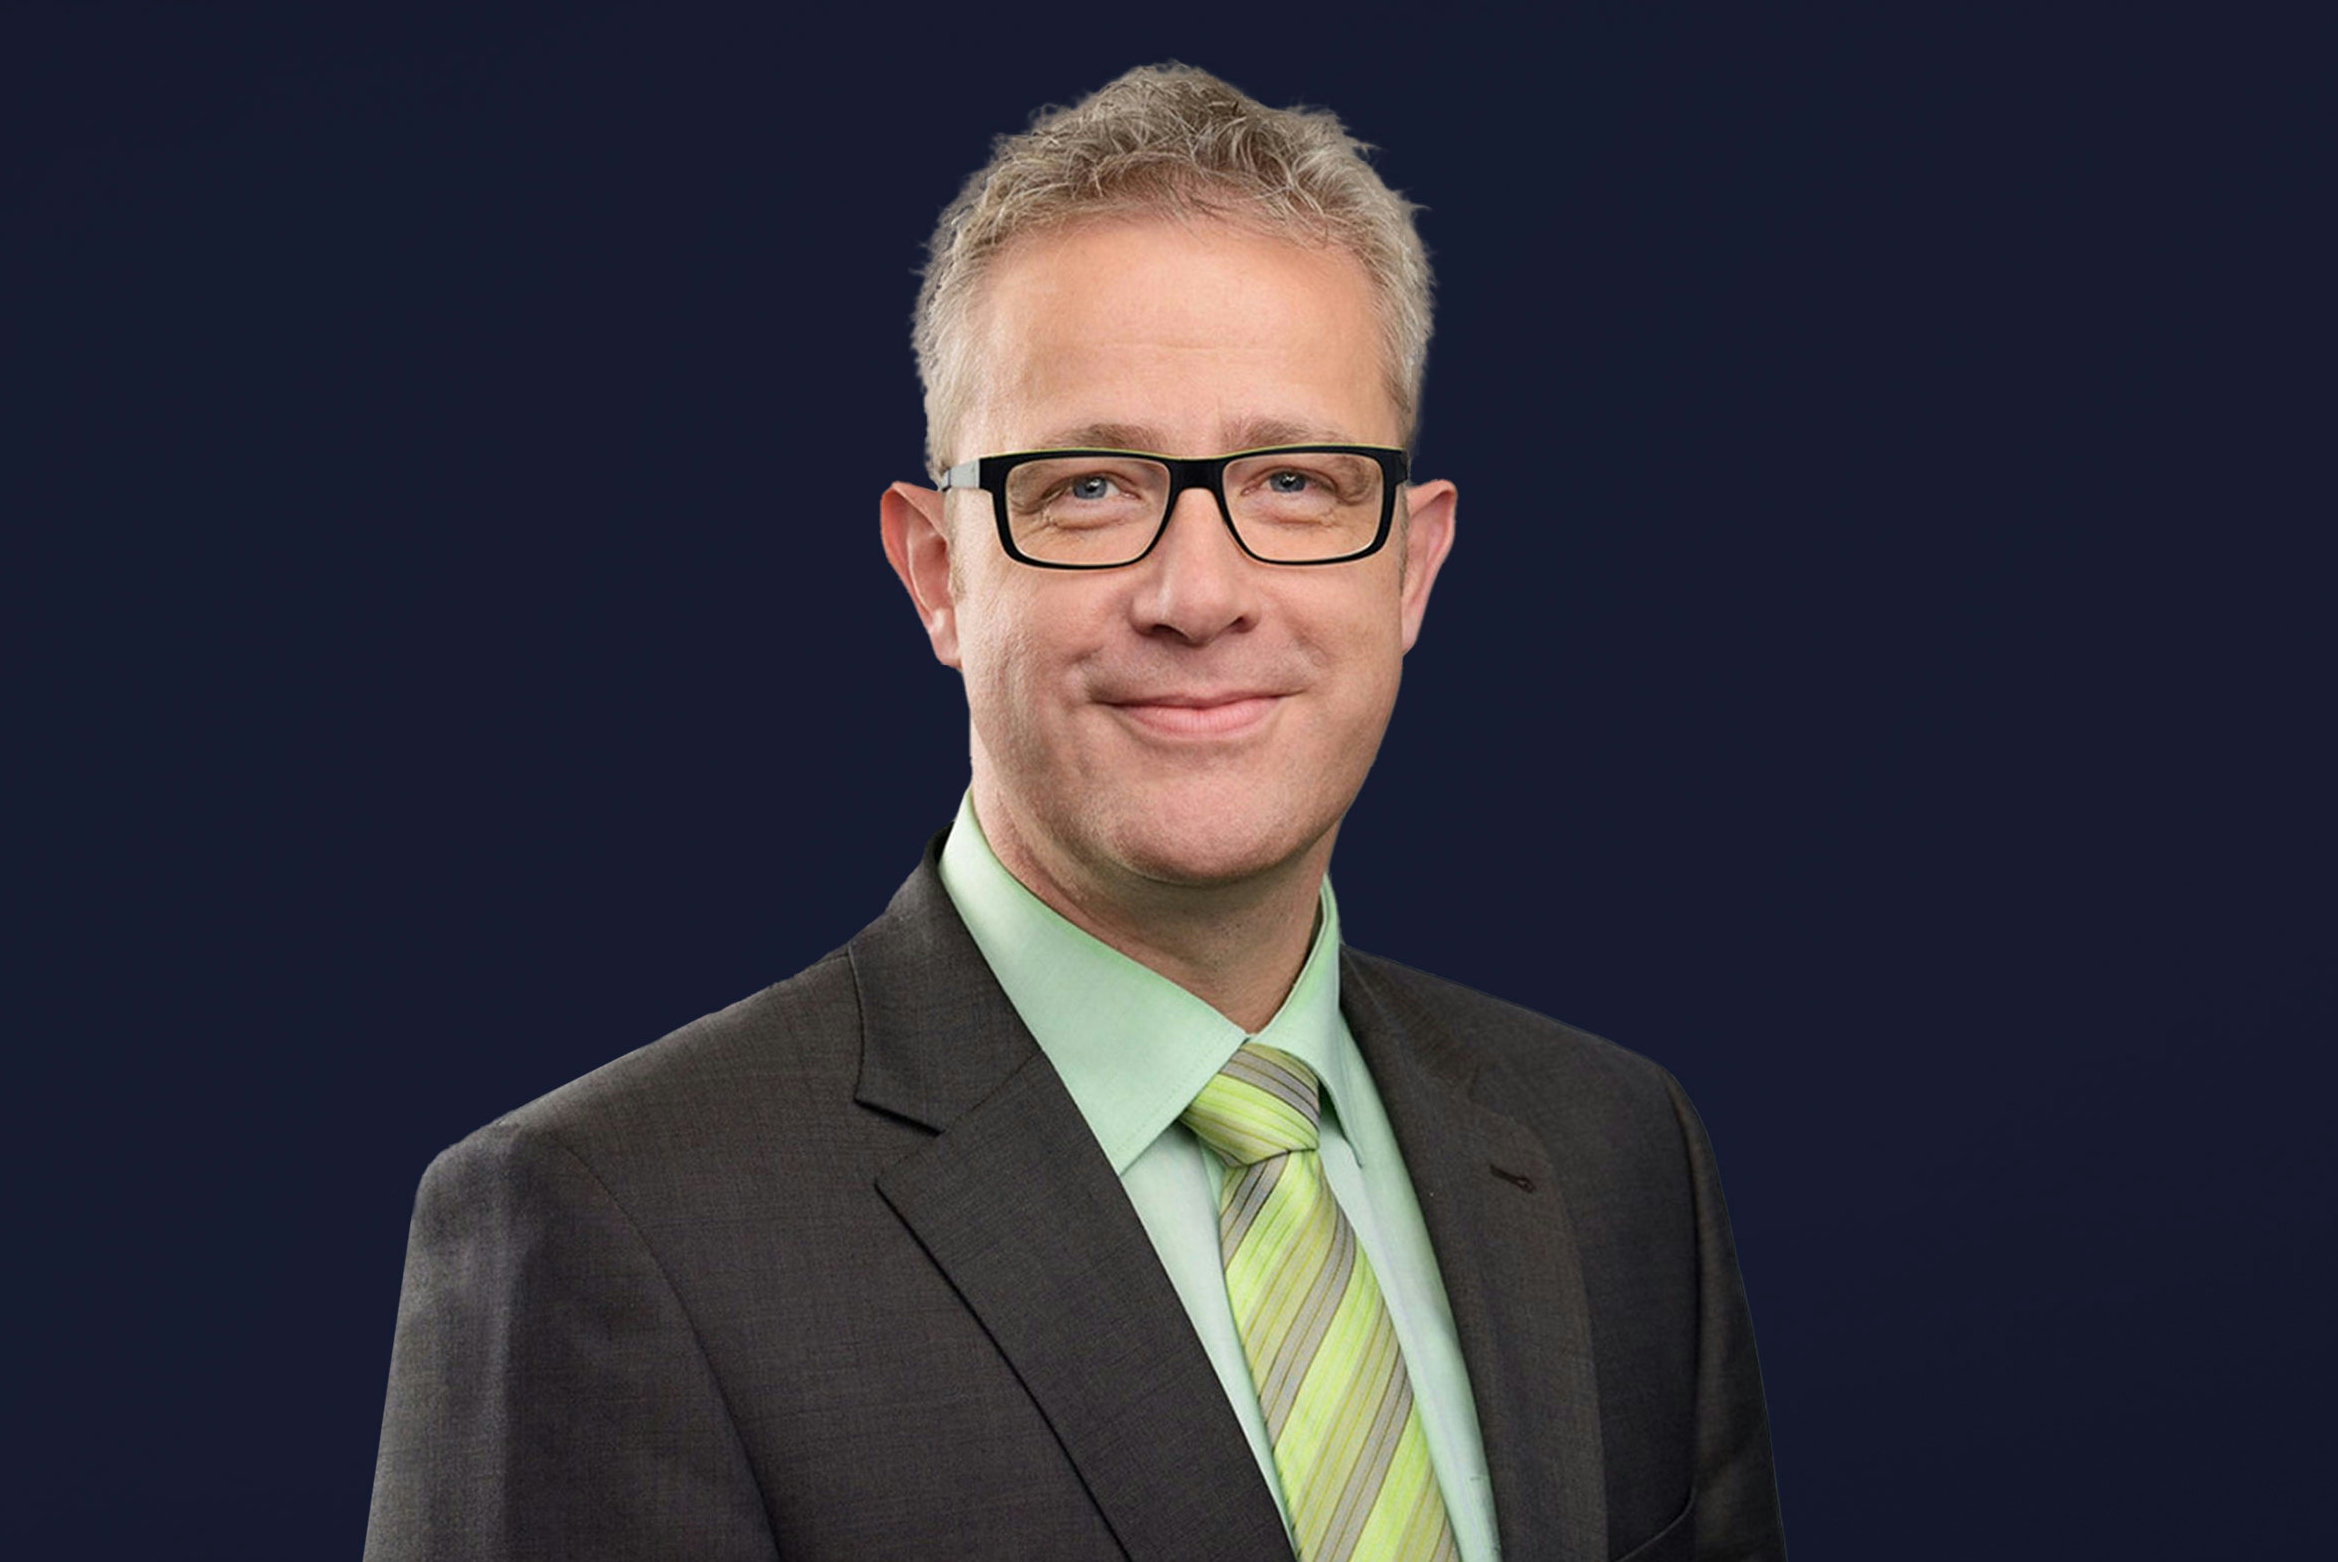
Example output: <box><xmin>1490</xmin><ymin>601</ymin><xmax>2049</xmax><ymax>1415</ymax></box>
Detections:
<box><xmin>938</xmin><ymin>794</ymin><xmax>1501</xmax><ymax>1560</ymax></box>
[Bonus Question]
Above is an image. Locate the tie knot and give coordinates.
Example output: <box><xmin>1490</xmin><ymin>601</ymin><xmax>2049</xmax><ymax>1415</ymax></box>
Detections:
<box><xmin>1181</xmin><ymin>1042</ymin><xmax>1321</xmax><ymax>1166</ymax></box>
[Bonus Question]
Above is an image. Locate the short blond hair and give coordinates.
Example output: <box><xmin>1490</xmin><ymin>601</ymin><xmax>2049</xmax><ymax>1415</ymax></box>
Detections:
<box><xmin>914</xmin><ymin>63</ymin><xmax>1433</xmax><ymax>475</ymax></box>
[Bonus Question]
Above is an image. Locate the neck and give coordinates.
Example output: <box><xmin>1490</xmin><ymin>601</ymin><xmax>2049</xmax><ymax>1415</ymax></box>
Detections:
<box><xmin>970</xmin><ymin>783</ymin><xmax>1331</xmax><ymax>1034</ymax></box>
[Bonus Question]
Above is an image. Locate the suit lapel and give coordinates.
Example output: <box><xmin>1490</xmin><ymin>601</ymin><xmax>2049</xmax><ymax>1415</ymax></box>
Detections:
<box><xmin>1341</xmin><ymin>952</ymin><xmax>1609</xmax><ymax>1562</ymax></box>
<box><xmin>852</xmin><ymin>851</ymin><xmax>1289</xmax><ymax>1561</ymax></box>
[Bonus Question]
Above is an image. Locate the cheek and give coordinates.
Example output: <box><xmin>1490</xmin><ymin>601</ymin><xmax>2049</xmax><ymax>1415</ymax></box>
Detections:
<box><xmin>986</xmin><ymin>620</ymin><xmax>1051</xmax><ymax>710</ymax></box>
<box><xmin>1302</xmin><ymin>593</ymin><xmax>1410</xmax><ymax>710</ymax></box>
<box><xmin>956</xmin><ymin>590</ymin><xmax>1088</xmax><ymax>730</ymax></box>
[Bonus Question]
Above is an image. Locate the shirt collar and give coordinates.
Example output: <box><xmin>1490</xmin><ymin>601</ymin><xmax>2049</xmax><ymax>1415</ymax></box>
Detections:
<box><xmin>936</xmin><ymin>792</ymin><xmax>1355</xmax><ymax>1173</ymax></box>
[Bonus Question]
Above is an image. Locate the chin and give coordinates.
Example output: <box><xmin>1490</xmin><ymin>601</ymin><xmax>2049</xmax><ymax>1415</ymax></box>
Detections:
<box><xmin>1095</xmin><ymin>794</ymin><xmax>1335</xmax><ymax>890</ymax></box>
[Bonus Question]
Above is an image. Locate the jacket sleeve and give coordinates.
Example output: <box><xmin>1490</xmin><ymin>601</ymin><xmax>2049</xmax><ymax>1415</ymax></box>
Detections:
<box><xmin>1664</xmin><ymin>1072</ymin><xmax>1788</xmax><ymax>1560</ymax></box>
<box><xmin>363</xmin><ymin>1121</ymin><xmax>778</xmax><ymax>1561</ymax></box>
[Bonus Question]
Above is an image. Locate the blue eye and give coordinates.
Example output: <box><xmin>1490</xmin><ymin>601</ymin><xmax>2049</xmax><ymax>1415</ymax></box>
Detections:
<box><xmin>1069</xmin><ymin>475</ymin><xmax>1116</xmax><ymax>500</ymax></box>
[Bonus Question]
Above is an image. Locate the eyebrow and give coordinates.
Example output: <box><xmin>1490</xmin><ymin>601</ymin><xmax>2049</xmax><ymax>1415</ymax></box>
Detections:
<box><xmin>1031</xmin><ymin>417</ymin><xmax>1358</xmax><ymax>454</ymax></box>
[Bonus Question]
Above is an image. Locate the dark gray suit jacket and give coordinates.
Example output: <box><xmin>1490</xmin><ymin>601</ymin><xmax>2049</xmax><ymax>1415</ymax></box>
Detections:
<box><xmin>365</xmin><ymin>843</ymin><xmax>1784</xmax><ymax>1560</ymax></box>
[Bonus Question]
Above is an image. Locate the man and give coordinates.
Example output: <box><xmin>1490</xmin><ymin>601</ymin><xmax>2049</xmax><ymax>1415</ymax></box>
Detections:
<box><xmin>366</xmin><ymin>65</ymin><xmax>1785</xmax><ymax>1561</ymax></box>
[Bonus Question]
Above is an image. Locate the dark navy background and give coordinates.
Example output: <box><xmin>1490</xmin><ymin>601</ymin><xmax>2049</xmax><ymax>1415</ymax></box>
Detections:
<box><xmin>9</xmin><ymin>4</ymin><xmax>2325</xmax><ymax>1554</ymax></box>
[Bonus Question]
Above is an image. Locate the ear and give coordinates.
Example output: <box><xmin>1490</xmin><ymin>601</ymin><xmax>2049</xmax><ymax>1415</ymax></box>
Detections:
<box><xmin>879</xmin><ymin>481</ymin><xmax>962</xmax><ymax>668</ymax></box>
<box><xmin>1395</xmin><ymin>478</ymin><xmax>1457</xmax><ymax>652</ymax></box>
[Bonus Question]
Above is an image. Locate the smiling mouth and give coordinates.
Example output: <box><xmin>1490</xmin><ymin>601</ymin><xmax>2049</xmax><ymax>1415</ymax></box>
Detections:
<box><xmin>1107</xmin><ymin>694</ymin><xmax>1284</xmax><ymax>738</ymax></box>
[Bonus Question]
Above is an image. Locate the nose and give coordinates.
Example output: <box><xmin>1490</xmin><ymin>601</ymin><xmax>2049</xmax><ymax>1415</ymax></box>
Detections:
<box><xmin>1130</xmin><ymin>486</ymin><xmax>1262</xmax><ymax>644</ymax></box>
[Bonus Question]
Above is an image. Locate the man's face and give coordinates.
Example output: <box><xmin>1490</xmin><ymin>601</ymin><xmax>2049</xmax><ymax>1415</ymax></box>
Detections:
<box><xmin>883</xmin><ymin>217</ymin><xmax>1455</xmax><ymax>905</ymax></box>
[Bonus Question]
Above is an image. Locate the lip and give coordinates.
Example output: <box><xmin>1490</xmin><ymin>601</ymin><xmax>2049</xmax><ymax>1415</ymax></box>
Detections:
<box><xmin>1105</xmin><ymin>692</ymin><xmax>1286</xmax><ymax>738</ymax></box>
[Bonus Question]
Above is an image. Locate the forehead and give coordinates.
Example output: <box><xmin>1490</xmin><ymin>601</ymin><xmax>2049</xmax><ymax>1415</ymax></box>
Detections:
<box><xmin>960</xmin><ymin>217</ymin><xmax>1400</xmax><ymax>457</ymax></box>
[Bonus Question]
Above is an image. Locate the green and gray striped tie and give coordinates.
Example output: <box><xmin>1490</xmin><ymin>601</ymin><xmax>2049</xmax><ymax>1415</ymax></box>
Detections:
<box><xmin>1182</xmin><ymin>1042</ymin><xmax>1460</xmax><ymax>1562</ymax></box>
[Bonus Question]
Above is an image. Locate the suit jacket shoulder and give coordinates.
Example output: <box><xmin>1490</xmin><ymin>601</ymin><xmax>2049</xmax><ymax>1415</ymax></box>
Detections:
<box><xmin>460</xmin><ymin>944</ymin><xmax>865</xmax><ymax>1187</ymax></box>
<box><xmin>1342</xmin><ymin>946</ymin><xmax>1682</xmax><ymax>1105</ymax></box>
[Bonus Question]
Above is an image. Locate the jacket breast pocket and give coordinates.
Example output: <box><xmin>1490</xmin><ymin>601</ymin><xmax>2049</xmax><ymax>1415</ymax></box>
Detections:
<box><xmin>1613</xmin><ymin>1490</ymin><xmax>1696</xmax><ymax>1562</ymax></box>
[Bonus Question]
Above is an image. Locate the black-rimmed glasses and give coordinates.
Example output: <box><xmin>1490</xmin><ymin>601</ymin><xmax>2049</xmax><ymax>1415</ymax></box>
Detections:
<box><xmin>935</xmin><ymin>445</ymin><xmax>1409</xmax><ymax>569</ymax></box>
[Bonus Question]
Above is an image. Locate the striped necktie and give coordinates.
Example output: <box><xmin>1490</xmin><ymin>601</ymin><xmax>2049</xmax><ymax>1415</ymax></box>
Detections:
<box><xmin>1182</xmin><ymin>1042</ymin><xmax>1459</xmax><ymax>1562</ymax></box>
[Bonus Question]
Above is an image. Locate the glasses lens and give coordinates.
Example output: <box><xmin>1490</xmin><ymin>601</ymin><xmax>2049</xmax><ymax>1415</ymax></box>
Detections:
<box><xmin>1223</xmin><ymin>450</ymin><xmax>1387</xmax><ymax>561</ymax></box>
<box><xmin>1003</xmin><ymin>455</ymin><xmax>1172</xmax><ymax>565</ymax></box>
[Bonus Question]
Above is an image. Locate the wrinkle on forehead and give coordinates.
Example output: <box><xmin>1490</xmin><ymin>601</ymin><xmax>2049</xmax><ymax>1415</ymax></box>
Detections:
<box><xmin>1027</xmin><ymin>417</ymin><xmax>1358</xmax><ymax>457</ymax></box>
